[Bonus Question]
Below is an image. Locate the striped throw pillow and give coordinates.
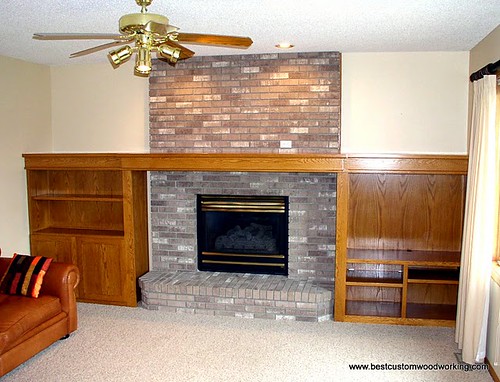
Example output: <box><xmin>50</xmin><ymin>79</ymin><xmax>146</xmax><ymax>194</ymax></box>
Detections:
<box><xmin>0</xmin><ymin>254</ymin><xmax>53</xmax><ymax>298</ymax></box>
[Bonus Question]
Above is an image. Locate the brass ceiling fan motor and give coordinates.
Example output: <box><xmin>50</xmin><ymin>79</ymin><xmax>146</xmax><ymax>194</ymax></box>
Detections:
<box><xmin>119</xmin><ymin>0</ymin><xmax>170</xmax><ymax>35</ymax></box>
<box><xmin>33</xmin><ymin>0</ymin><xmax>253</xmax><ymax>76</ymax></box>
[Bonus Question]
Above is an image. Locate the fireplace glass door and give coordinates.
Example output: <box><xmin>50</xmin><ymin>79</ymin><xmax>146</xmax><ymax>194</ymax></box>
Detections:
<box><xmin>197</xmin><ymin>195</ymin><xmax>289</xmax><ymax>275</ymax></box>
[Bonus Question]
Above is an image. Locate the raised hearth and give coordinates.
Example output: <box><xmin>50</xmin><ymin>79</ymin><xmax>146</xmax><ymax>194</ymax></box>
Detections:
<box><xmin>139</xmin><ymin>271</ymin><xmax>333</xmax><ymax>322</ymax></box>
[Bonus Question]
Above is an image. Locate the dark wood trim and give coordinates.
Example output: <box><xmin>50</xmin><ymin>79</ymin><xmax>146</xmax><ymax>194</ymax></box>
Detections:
<box><xmin>486</xmin><ymin>357</ymin><xmax>500</xmax><ymax>382</ymax></box>
<box><xmin>470</xmin><ymin>59</ymin><xmax>500</xmax><ymax>82</ymax></box>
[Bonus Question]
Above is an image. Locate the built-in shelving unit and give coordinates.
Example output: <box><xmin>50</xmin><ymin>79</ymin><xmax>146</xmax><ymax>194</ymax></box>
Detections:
<box><xmin>335</xmin><ymin>156</ymin><xmax>467</xmax><ymax>326</ymax></box>
<box><xmin>344</xmin><ymin>249</ymin><xmax>460</xmax><ymax>322</ymax></box>
<box><xmin>23</xmin><ymin>152</ymin><xmax>467</xmax><ymax>324</ymax></box>
<box><xmin>24</xmin><ymin>160</ymin><xmax>149</xmax><ymax>307</ymax></box>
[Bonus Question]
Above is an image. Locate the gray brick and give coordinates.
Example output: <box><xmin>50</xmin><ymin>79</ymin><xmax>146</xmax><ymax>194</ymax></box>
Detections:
<box><xmin>138</xmin><ymin>271</ymin><xmax>333</xmax><ymax>322</ymax></box>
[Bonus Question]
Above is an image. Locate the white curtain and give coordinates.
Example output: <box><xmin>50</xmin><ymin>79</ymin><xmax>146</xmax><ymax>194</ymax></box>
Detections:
<box><xmin>456</xmin><ymin>75</ymin><xmax>499</xmax><ymax>364</ymax></box>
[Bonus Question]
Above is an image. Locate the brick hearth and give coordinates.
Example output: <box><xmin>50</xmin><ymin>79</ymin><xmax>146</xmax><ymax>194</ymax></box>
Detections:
<box><xmin>139</xmin><ymin>271</ymin><xmax>333</xmax><ymax>322</ymax></box>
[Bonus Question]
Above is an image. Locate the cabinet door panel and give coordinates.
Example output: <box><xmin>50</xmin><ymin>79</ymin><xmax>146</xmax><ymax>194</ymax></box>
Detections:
<box><xmin>30</xmin><ymin>235</ymin><xmax>80</xmax><ymax>298</ymax></box>
<box><xmin>30</xmin><ymin>234</ymin><xmax>75</xmax><ymax>265</ymax></box>
<box><xmin>76</xmin><ymin>237</ymin><xmax>128</xmax><ymax>304</ymax></box>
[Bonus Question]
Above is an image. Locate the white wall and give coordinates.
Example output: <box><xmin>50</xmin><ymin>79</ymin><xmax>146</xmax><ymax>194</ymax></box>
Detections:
<box><xmin>0</xmin><ymin>56</ymin><xmax>52</xmax><ymax>256</ymax></box>
<box><xmin>51</xmin><ymin>62</ymin><xmax>149</xmax><ymax>152</ymax></box>
<box><xmin>49</xmin><ymin>52</ymin><xmax>471</xmax><ymax>155</ymax></box>
<box><xmin>341</xmin><ymin>52</ymin><xmax>469</xmax><ymax>154</ymax></box>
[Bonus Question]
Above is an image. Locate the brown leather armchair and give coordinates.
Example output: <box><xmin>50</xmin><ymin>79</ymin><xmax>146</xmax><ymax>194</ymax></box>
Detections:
<box><xmin>0</xmin><ymin>257</ymin><xmax>80</xmax><ymax>377</ymax></box>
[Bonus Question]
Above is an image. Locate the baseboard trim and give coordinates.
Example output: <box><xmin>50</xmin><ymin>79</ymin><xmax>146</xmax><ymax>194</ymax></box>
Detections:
<box><xmin>485</xmin><ymin>357</ymin><xmax>499</xmax><ymax>382</ymax></box>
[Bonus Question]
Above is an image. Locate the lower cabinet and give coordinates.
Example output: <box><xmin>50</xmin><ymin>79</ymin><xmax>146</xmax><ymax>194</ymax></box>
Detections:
<box><xmin>30</xmin><ymin>234</ymin><xmax>75</xmax><ymax>265</ymax></box>
<box><xmin>76</xmin><ymin>237</ymin><xmax>130</xmax><ymax>305</ymax></box>
<box><xmin>31</xmin><ymin>234</ymin><xmax>138</xmax><ymax>306</ymax></box>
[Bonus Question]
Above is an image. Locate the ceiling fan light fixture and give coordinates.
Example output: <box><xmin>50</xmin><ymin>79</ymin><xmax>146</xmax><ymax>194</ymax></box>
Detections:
<box><xmin>33</xmin><ymin>0</ymin><xmax>253</xmax><ymax>78</ymax></box>
<box><xmin>158</xmin><ymin>44</ymin><xmax>181</xmax><ymax>63</ymax></box>
<box><xmin>135</xmin><ymin>47</ymin><xmax>152</xmax><ymax>75</ymax></box>
<box><xmin>275</xmin><ymin>42</ymin><xmax>294</xmax><ymax>49</ymax></box>
<box><xmin>108</xmin><ymin>45</ymin><xmax>133</xmax><ymax>67</ymax></box>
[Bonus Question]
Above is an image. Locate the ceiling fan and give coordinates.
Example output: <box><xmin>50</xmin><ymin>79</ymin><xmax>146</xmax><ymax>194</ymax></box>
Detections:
<box><xmin>33</xmin><ymin>0</ymin><xmax>253</xmax><ymax>76</ymax></box>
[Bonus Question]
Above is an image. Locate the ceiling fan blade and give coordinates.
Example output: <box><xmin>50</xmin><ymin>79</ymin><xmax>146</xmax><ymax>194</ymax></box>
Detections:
<box><xmin>70</xmin><ymin>40</ymin><xmax>132</xmax><ymax>58</ymax></box>
<box><xmin>175</xmin><ymin>33</ymin><xmax>253</xmax><ymax>48</ymax></box>
<box><xmin>166</xmin><ymin>41</ymin><xmax>195</xmax><ymax>60</ymax></box>
<box><xmin>33</xmin><ymin>33</ymin><xmax>127</xmax><ymax>41</ymax></box>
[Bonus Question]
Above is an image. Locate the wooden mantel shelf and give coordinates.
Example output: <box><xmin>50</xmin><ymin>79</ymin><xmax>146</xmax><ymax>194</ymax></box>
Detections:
<box><xmin>22</xmin><ymin>153</ymin><xmax>468</xmax><ymax>174</ymax></box>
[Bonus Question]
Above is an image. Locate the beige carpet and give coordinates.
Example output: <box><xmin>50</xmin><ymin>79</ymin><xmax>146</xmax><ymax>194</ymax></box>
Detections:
<box><xmin>2</xmin><ymin>303</ymin><xmax>492</xmax><ymax>382</ymax></box>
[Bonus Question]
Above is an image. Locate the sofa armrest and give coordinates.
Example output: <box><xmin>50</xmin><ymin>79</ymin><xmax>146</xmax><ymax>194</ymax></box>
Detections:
<box><xmin>0</xmin><ymin>257</ymin><xmax>80</xmax><ymax>333</ymax></box>
<box><xmin>40</xmin><ymin>262</ymin><xmax>80</xmax><ymax>333</ymax></box>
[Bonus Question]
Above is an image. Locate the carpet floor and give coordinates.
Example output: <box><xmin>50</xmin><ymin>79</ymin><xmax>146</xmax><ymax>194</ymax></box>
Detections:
<box><xmin>2</xmin><ymin>303</ymin><xmax>492</xmax><ymax>382</ymax></box>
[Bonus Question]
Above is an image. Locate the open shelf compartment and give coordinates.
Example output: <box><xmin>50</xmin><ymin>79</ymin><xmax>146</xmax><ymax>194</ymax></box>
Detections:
<box><xmin>347</xmin><ymin>262</ymin><xmax>403</xmax><ymax>286</ymax></box>
<box><xmin>408</xmin><ymin>266</ymin><xmax>460</xmax><ymax>284</ymax></box>
<box><xmin>346</xmin><ymin>285</ymin><xmax>402</xmax><ymax>318</ymax></box>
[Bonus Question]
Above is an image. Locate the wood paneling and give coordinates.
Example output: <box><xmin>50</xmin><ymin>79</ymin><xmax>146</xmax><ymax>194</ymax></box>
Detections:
<box><xmin>345</xmin><ymin>155</ymin><xmax>468</xmax><ymax>174</ymax></box>
<box><xmin>407</xmin><ymin>283</ymin><xmax>458</xmax><ymax>305</ymax></box>
<box><xmin>334</xmin><ymin>171</ymin><xmax>349</xmax><ymax>321</ymax></box>
<box><xmin>348</xmin><ymin>174</ymin><xmax>465</xmax><ymax>251</ymax></box>
<box><xmin>23</xmin><ymin>154</ymin><xmax>122</xmax><ymax>170</ymax></box>
<box><xmin>40</xmin><ymin>200</ymin><xmax>123</xmax><ymax>232</ymax></box>
<box><xmin>121</xmin><ymin>153</ymin><xmax>345</xmax><ymax>173</ymax></box>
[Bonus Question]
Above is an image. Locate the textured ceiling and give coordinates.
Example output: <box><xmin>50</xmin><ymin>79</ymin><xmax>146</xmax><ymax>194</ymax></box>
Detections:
<box><xmin>0</xmin><ymin>0</ymin><xmax>499</xmax><ymax>66</ymax></box>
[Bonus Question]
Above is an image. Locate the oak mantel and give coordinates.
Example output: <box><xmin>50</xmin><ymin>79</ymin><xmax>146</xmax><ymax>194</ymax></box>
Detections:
<box><xmin>23</xmin><ymin>153</ymin><xmax>468</xmax><ymax>174</ymax></box>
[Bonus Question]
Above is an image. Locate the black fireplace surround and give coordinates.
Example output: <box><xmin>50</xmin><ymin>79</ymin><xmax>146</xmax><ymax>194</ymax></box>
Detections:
<box><xmin>197</xmin><ymin>194</ymin><xmax>289</xmax><ymax>275</ymax></box>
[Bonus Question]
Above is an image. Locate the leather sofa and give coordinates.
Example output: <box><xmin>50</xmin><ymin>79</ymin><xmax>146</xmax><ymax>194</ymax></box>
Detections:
<box><xmin>0</xmin><ymin>257</ymin><xmax>80</xmax><ymax>377</ymax></box>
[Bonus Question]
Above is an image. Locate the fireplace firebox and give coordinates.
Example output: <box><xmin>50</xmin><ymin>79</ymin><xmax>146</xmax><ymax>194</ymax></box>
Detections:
<box><xmin>197</xmin><ymin>195</ymin><xmax>289</xmax><ymax>275</ymax></box>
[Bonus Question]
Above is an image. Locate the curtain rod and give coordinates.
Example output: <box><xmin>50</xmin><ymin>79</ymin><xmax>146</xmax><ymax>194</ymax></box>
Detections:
<box><xmin>470</xmin><ymin>59</ymin><xmax>500</xmax><ymax>82</ymax></box>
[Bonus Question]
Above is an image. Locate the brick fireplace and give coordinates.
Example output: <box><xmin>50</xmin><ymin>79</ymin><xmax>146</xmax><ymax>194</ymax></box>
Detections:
<box><xmin>140</xmin><ymin>171</ymin><xmax>337</xmax><ymax>320</ymax></box>
<box><xmin>139</xmin><ymin>51</ymin><xmax>341</xmax><ymax>321</ymax></box>
<box><xmin>148</xmin><ymin>171</ymin><xmax>336</xmax><ymax>285</ymax></box>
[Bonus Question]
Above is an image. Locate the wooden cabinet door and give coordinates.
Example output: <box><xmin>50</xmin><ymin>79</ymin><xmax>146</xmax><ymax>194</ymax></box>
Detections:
<box><xmin>75</xmin><ymin>236</ymin><xmax>133</xmax><ymax>305</ymax></box>
<box><xmin>30</xmin><ymin>234</ymin><xmax>80</xmax><ymax>299</ymax></box>
<box><xmin>30</xmin><ymin>234</ymin><xmax>76</xmax><ymax>265</ymax></box>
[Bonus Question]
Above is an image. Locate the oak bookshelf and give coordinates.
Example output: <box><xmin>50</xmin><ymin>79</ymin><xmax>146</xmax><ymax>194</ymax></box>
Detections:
<box><xmin>334</xmin><ymin>156</ymin><xmax>467</xmax><ymax>326</ymax></box>
<box><xmin>24</xmin><ymin>163</ymin><xmax>149</xmax><ymax>307</ymax></box>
